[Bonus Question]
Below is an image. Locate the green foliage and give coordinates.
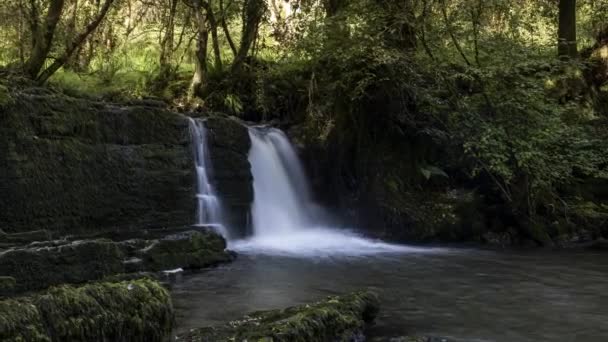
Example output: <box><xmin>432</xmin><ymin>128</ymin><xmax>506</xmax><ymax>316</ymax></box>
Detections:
<box><xmin>399</xmin><ymin>55</ymin><xmax>607</xmax><ymax>240</ymax></box>
<box><xmin>49</xmin><ymin>69</ymin><xmax>155</xmax><ymax>100</ymax></box>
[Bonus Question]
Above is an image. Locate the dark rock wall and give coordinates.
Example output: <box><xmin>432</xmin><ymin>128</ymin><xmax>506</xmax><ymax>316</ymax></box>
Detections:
<box><xmin>205</xmin><ymin>116</ymin><xmax>254</xmax><ymax>237</ymax></box>
<box><xmin>0</xmin><ymin>89</ymin><xmax>195</xmax><ymax>234</ymax></box>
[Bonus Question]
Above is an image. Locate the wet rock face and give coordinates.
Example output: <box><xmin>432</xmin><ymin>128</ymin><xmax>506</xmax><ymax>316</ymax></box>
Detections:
<box><xmin>205</xmin><ymin>116</ymin><xmax>254</xmax><ymax>237</ymax></box>
<box><xmin>0</xmin><ymin>230</ymin><xmax>232</xmax><ymax>295</ymax></box>
<box><xmin>0</xmin><ymin>239</ymin><xmax>125</xmax><ymax>293</ymax></box>
<box><xmin>136</xmin><ymin>230</ymin><xmax>234</xmax><ymax>271</ymax></box>
<box><xmin>179</xmin><ymin>291</ymin><xmax>380</xmax><ymax>342</ymax></box>
<box><xmin>0</xmin><ymin>279</ymin><xmax>174</xmax><ymax>342</ymax></box>
<box><xmin>0</xmin><ymin>89</ymin><xmax>195</xmax><ymax>235</ymax></box>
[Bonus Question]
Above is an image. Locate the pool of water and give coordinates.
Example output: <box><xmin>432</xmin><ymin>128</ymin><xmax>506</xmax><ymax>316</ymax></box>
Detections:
<box><xmin>172</xmin><ymin>247</ymin><xmax>608</xmax><ymax>341</ymax></box>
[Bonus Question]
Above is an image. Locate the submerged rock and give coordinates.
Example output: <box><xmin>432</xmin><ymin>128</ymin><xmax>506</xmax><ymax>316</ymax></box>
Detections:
<box><xmin>0</xmin><ymin>279</ymin><xmax>174</xmax><ymax>342</ymax></box>
<box><xmin>179</xmin><ymin>291</ymin><xmax>380</xmax><ymax>342</ymax></box>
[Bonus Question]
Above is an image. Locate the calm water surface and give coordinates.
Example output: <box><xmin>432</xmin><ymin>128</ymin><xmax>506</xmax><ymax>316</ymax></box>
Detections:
<box><xmin>172</xmin><ymin>247</ymin><xmax>608</xmax><ymax>341</ymax></box>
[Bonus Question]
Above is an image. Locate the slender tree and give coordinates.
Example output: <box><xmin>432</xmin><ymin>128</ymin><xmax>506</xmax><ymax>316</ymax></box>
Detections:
<box><xmin>36</xmin><ymin>0</ymin><xmax>115</xmax><ymax>83</ymax></box>
<box><xmin>190</xmin><ymin>0</ymin><xmax>209</xmax><ymax>97</ymax></box>
<box><xmin>558</xmin><ymin>0</ymin><xmax>577</xmax><ymax>58</ymax></box>
<box><xmin>159</xmin><ymin>0</ymin><xmax>179</xmax><ymax>83</ymax></box>
<box><xmin>231</xmin><ymin>0</ymin><xmax>266</xmax><ymax>72</ymax></box>
<box><xmin>219</xmin><ymin>0</ymin><xmax>237</xmax><ymax>57</ymax></box>
<box><xmin>23</xmin><ymin>0</ymin><xmax>66</xmax><ymax>79</ymax></box>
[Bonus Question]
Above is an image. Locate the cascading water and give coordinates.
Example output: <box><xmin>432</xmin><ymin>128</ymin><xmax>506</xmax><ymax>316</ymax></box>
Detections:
<box><xmin>232</xmin><ymin>127</ymin><xmax>415</xmax><ymax>257</ymax></box>
<box><xmin>188</xmin><ymin>118</ymin><xmax>228</xmax><ymax>238</ymax></box>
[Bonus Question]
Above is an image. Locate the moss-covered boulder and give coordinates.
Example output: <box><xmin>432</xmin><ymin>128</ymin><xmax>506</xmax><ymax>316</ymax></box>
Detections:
<box><xmin>0</xmin><ymin>84</ymin><xmax>12</xmax><ymax>109</ymax></box>
<box><xmin>137</xmin><ymin>230</ymin><xmax>234</xmax><ymax>271</ymax></box>
<box><xmin>205</xmin><ymin>116</ymin><xmax>254</xmax><ymax>237</ymax></box>
<box><xmin>0</xmin><ymin>279</ymin><xmax>174</xmax><ymax>342</ymax></box>
<box><xmin>0</xmin><ymin>239</ymin><xmax>125</xmax><ymax>293</ymax></box>
<box><xmin>179</xmin><ymin>291</ymin><xmax>379</xmax><ymax>342</ymax></box>
<box><xmin>0</xmin><ymin>230</ymin><xmax>233</xmax><ymax>294</ymax></box>
<box><xmin>0</xmin><ymin>88</ymin><xmax>194</xmax><ymax>235</ymax></box>
<box><xmin>0</xmin><ymin>276</ymin><xmax>16</xmax><ymax>297</ymax></box>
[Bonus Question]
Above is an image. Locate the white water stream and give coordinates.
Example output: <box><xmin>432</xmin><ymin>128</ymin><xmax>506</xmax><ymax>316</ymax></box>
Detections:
<box><xmin>188</xmin><ymin>118</ymin><xmax>228</xmax><ymax>238</ymax></box>
<box><xmin>231</xmin><ymin>127</ymin><xmax>423</xmax><ymax>257</ymax></box>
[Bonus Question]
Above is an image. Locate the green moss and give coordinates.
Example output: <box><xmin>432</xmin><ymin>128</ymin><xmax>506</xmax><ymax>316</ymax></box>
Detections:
<box><xmin>140</xmin><ymin>230</ymin><xmax>233</xmax><ymax>271</ymax></box>
<box><xmin>526</xmin><ymin>221</ymin><xmax>554</xmax><ymax>246</ymax></box>
<box><xmin>0</xmin><ymin>239</ymin><xmax>125</xmax><ymax>293</ymax></box>
<box><xmin>0</xmin><ymin>89</ymin><xmax>194</xmax><ymax>235</ymax></box>
<box><xmin>0</xmin><ymin>84</ymin><xmax>12</xmax><ymax>108</ymax></box>
<box><xmin>0</xmin><ymin>276</ymin><xmax>16</xmax><ymax>297</ymax></box>
<box><xmin>0</xmin><ymin>279</ymin><xmax>174</xmax><ymax>342</ymax></box>
<box><xmin>180</xmin><ymin>291</ymin><xmax>379</xmax><ymax>342</ymax></box>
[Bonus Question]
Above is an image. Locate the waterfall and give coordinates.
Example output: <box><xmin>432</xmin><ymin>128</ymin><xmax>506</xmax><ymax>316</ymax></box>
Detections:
<box><xmin>248</xmin><ymin>128</ymin><xmax>319</xmax><ymax>234</ymax></box>
<box><xmin>188</xmin><ymin>118</ymin><xmax>228</xmax><ymax>238</ymax></box>
<box><xmin>234</xmin><ymin>126</ymin><xmax>409</xmax><ymax>257</ymax></box>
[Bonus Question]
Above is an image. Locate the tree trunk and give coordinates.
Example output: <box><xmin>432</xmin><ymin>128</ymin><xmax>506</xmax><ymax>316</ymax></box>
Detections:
<box><xmin>323</xmin><ymin>0</ymin><xmax>345</xmax><ymax>17</ymax></box>
<box><xmin>190</xmin><ymin>0</ymin><xmax>209</xmax><ymax>98</ymax></box>
<box><xmin>219</xmin><ymin>0</ymin><xmax>237</xmax><ymax>57</ymax></box>
<box><xmin>63</xmin><ymin>0</ymin><xmax>79</xmax><ymax>70</ymax></box>
<box><xmin>201</xmin><ymin>2</ymin><xmax>222</xmax><ymax>70</ymax></box>
<box><xmin>232</xmin><ymin>0</ymin><xmax>265</xmax><ymax>73</ymax></box>
<box><xmin>159</xmin><ymin>0</ymin><xmax>179</xmax><ymax>83</ymax></box>
<box><xmin>558</xmin><ymin>0</ymin><xmax>577</xmax><ymax>58</ymax></box>
<box><xmin>36</xmin><ymin>0</ymin><xmax>115</xmax><ymax>84</ymax></box>
<box><xmin>23</xmin><ymin>0</ymin><xmax>65</xmax><ymax>79</ymax></box>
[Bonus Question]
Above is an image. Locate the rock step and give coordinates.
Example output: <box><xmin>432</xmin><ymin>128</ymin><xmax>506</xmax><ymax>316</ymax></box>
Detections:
<box><xmin>0</xmin><ymin>230</ymin><xmax>233</xmax><ymax>295</ymax></box>
<box><xmin>179</xmin><ymin>291</ymin><xmax>379</xmax><ymax>342</ymax></box>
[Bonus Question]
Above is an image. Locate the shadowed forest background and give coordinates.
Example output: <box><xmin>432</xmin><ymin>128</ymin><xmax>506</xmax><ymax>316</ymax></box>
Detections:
<box><xmin>1</xmin><ymin>0</ymin><xmax>607</xmax><ymax>246</ymax></box>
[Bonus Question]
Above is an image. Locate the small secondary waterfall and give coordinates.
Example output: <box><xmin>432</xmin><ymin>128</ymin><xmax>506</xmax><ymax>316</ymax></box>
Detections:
<box><xmin>188</xmin><ymin>118</ymin><xmax>228</xmax><ymax>238</ymax></box>
<box><xmin>235</xmin><ymin>126</ymin><xmax>408</xmax><ymax>256</ymax></box>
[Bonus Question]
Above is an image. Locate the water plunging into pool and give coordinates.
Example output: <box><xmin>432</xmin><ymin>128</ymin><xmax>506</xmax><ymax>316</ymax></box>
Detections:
<box><xmin>231</xmin><ymin>127</ymin><xmax>421</xmax><ymax>257</ymax></box>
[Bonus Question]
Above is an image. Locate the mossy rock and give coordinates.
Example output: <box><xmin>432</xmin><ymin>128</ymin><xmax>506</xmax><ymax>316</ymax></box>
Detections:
<box><xmin>0</xmin><ymin>229</ymin><xmax>52</xmax><ymax>245</ymax></box>
<box><xmin>0</xmin><ymin>84</ymin><xmax>12</xmax><ymax>109</ymax></box>
<box><xmin>0</xmin><ymin>276</ymin><xmax>16</xmax><ymax>297</ymax></box>
<box><xmin>0</xmin><ymin>88</ymin><xmax>195</xmax><ymax>235</ymax></box>
<box><xmin>0</xmin><ymin>279</ymin><xmax>174</xmax><ymax>342</ymax></box>
<box><xmin>0</xmin><ymin>239</ymin><xmax>125</xmax><ymax>293</ymax></box>
<box><xmin>138</xmin><ymin>230</ymin><xmax>233</xmax><ymax>271</ymax></box>
<box><xmin>179</xmin><ymin>291</ymin><xmax>380</xmax><ymax>342</ymax></box>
